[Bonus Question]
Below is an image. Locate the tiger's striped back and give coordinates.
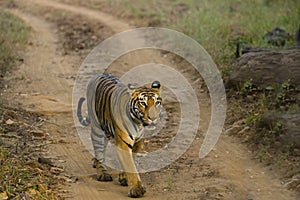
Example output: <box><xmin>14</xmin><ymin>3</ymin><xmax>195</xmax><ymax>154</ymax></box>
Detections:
<box><xmin>94</xmin><ymin>74</ymin><xmax>121</xmax><ymax>138</ymax></box>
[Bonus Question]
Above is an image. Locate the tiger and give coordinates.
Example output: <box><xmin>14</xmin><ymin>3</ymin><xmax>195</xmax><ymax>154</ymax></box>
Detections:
<box><xmin>77</xmin><ymin>73</ymin><xmax>162</xmax><ymax>198</ymax></box>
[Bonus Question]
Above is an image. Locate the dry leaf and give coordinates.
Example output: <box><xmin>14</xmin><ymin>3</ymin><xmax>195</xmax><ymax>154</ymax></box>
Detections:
<box><xmin>5</xmin><ymin>119</ymin><xmax>14</xmax><ymax>125</ymax></box>
<box><xmin>28</xmin><ymin>188</ymin><xmax>37</xmax><ymax>195</ymax></box>
<box><xmin>0</xmin><ymin>192</ymin><xmax>8</xmax><ymax>200</ymax></box>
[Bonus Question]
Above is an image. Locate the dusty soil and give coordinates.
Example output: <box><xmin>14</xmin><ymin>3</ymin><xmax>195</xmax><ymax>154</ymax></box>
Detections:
<box><xmin>2</xmin><ymin>0</ymin><xmax>299</xmax><ymax>199</ymax></box>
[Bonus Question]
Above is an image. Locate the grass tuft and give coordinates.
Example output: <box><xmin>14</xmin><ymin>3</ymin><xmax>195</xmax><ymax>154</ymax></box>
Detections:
<box><xmin>0</xmin><ymin>9</ymin><xmax>29</xmax><ymax>78</ymax></box>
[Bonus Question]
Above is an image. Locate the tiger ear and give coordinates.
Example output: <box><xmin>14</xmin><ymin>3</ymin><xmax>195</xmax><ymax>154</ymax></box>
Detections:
<box><xmin>128</xmin><ymin>83</ymin><xmax>135</xmax><ymax>90</ymax></box>
<box><xmin>151</xmin><ymin>81</ymin><xmax>160</xmax><ymax>89</ymax></box>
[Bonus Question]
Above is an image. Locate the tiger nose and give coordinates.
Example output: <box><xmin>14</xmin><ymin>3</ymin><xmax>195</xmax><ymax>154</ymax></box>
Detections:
<box><xmin>148</xmin><ymin>107</ymin><xmax>158</xmax><ymax>122</ymax></box>
<box><xmin>151</xmin><ymin>118</ymin><xmax>158</xmax><ymax>124</ymax></box>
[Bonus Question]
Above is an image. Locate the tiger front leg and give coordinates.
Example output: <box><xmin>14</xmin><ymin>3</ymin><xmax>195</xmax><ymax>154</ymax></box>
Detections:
<box><xmin>118</xmin><ymin>139</ymin><xmax>144</xmax><ymax>187</ymax></box>
<box><xmin>116</xmin><ymin>134</ymin><xmax>146</xmax><ymax>198</ymax></box>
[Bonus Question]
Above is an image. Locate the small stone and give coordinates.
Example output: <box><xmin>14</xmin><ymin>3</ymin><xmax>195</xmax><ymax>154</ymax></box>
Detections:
<box><xmin>193</xmin><ymin>188</ymin><xmax>200</xmax><ymax>193</ymax></box>
<box><xmin>246</xmin><ymin>193</ymin><xmax>255</xmax><ymax>200</ymax></box>
<box><xmin>71</xmin><ymin>176</ymin><xmax>79</xmax><ymax>183</ymax></box>
<box><xmin>38</xmin><ymin>157</ymin><xmax>53</xmax><ymax>165</ymax></box>
<box><xmin>246</xmin><ymin>95</ymin><xmax>254</xmax><ymax>101</ymax></box>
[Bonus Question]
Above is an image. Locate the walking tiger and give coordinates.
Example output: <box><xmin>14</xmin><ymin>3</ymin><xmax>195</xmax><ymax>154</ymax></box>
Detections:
<box><xmin>77</xmin><ymin>73</ymin><xmax>162</xmax><ymax>197</ymax></box>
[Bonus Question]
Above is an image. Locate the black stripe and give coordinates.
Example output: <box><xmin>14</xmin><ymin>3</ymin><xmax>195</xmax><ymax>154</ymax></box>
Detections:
<box><xmin>126</xmin><ymin>105</ymin><xmax>136</xmax><ymax>139</ymax></box>
<box><xmin>130</xmin><ymin>99</ymin><xmax>140</xmax><ymax>120</ymax></box>
<box><xmin>119</xmin><ymin>136</ymin><xmax>133</xmax><ymax>149</ymax></box>
<box><xmin>95</xmin><ymin>76</ymin><xmax>117</xmax><ymax>137</ymax></box>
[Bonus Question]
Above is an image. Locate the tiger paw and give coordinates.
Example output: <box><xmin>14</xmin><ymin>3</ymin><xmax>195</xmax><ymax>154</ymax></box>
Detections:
<box><xmin>96</xmin><ymin>173</ymin><xmax>113</xmax><ymax>182</ymax></box>
<box><xmin>119</xmin><ymin>177</ymin><xmax>128</xmax><ymax>186</ymax></box>
<box><xmin>118</xmin><ymin>172</ymin><xmax>128</xmax><ymax>186</ymax></box>
<box><xmin>128</xmin><ymin>185</ymin><xmax>146</xmax><ymax>198</ymax></box>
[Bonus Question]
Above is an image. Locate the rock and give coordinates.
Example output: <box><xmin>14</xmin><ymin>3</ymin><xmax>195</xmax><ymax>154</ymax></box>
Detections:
<box><xmin>38</xmin><ymin>156</ymin><xmax>54</xmax><ymax>166</ymax></box>
<box><xmin>227</xmin><ymin>49</ymin><xmax>300</xmax><ymax>89</ymax></box>
<box><xmin>263</xmin><ymin>27</ymin><xmax>292</xmax><ymax>47</ymax></box>
<box><xmin>240</xmin><ymin>45</ymin><xmax>271</xmax><ymax>56</ymax></box>
<box><xmin>193</xmin><ymin>188</ymin><xmax>200</xmax><ymax>193</ymax></box>
<box><xmin>246</xmin><ymin>193</ymin><xmax>256</xmax><ymax>200</ymax></box>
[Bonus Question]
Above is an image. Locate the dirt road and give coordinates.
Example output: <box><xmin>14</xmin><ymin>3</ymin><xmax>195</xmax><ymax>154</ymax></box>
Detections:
<box><xmin>5</xmin><ymin>0</ymin><xmax>298</xmax><ymax>199</ymax></box>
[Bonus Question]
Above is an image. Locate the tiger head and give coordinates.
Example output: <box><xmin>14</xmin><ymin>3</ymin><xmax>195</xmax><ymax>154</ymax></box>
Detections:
<box><xmin>129</xmin><ymin>81</ymin><xmax>162</xmax><ymax>127</ymax></box>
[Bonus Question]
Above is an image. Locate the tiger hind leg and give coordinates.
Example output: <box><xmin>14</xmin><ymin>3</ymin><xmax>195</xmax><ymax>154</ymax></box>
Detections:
<box><xmin>91</xmin><ymin>127</ymin><xmax>112</xmax><ymax>181</ymax></box>
<box><xmin>93</xmin><ymin>158</ymin><xmax>112</xmax><ymax>181</ymax></box>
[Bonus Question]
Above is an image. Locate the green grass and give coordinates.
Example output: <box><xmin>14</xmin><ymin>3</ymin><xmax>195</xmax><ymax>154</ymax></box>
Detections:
<box><xmin>179</xmin><ymin>0</ymin><xmax>298</xmax><ymax>64</ymax></box>
<box><xmin>0</xmin><ymin>9</ymin><xmax>29</xmax><ymax>77</ymax></box>
<box><xmin>57</xmin><ymin>0</ymin><xmax>299</xmax><ymax>68</ymax></box>
<box><xmin>119</xmin><ymin>0</ymin><xmax>299</xmax><ymax>67</ymax></box>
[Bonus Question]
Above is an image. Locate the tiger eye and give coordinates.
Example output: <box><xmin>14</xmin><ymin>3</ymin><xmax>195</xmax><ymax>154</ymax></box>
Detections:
<box><xmin>139</xmin><ymin>102</ymin><xmax>147</xmax><ymax>107</ymax></box>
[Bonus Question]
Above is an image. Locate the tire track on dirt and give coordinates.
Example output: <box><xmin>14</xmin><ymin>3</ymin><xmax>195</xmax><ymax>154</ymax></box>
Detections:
<box><xmin>8</xmin><ymin>0</ymin><xmax>298</xmax><ymax>199</ymax></box>
<box><xmin>7</xmin><ymin>9</ymin><xmax>130</xmax><ymax>200</ymax></box>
